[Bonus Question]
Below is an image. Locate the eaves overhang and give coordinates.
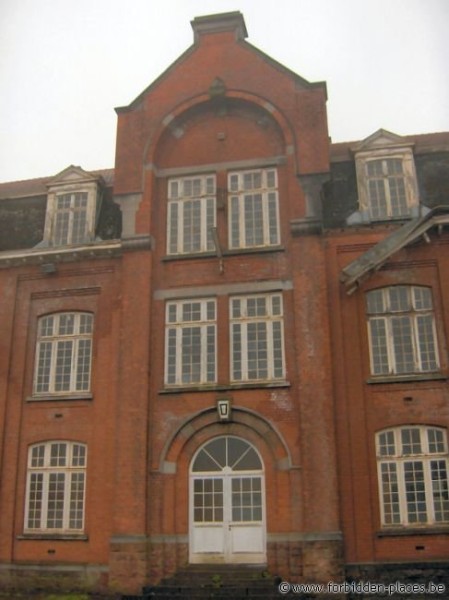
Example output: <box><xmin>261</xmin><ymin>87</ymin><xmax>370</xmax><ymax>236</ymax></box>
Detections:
<box><xmin>340</xmin><ymin>206</ymin><xmax>449</xmax><ymax>294</ymax></box>
<box><xmin>0</xmin><ymin>235</ymin><xmax>152</xmax><ymax>270</ymax></box>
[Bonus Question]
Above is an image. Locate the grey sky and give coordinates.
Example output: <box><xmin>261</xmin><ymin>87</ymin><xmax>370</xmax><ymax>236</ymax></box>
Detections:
<box><xmin>1</xmin><ymin>0</ymin><xmax>448</xmax><ymax>182</ymax></box>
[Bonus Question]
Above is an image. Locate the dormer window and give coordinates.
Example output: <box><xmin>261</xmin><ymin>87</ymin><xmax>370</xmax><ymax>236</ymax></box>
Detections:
<box><xmin>365</xmin><ymin>158</ymin><xmax>408</xmax><ymax>220</ymax></box>
<box><xmin>43</xmin><ymin>166</ymin><xmax>102</xmax><ymax>247</ymax></box>
<box><xmin>53</xmin><ymin>192</ymin><xmax>89</xmax><ymax>245</ymax></box>
<box><xmin>349</xmin><ymin>130</ymin><xmax>421</xmax><ymax>225</ymax></box>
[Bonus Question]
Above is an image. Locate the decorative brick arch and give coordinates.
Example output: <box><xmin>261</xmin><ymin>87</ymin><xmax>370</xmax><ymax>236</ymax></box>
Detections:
<box><xmin>143</xmin><ymin>90</ymin><xmax>297</xmax><ymax>169</ymax></box>
<box><xmin>158</xmin><ymin>406</ymin><xmax>293</xmax><ymax>475</ymax></box>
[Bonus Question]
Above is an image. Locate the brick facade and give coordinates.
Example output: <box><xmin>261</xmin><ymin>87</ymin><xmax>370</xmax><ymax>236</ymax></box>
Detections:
<box><xmin>0</xmin><ymin>11</ymin><xmax>448</xmax><ymax>596</ymax></box>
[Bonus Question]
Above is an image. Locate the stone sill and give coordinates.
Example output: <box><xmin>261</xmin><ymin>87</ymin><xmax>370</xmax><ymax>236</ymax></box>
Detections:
<box><xmin>367</xmin><ymin>373</ymin><xmax>447</xmax><ymax>385</ymax></box>
<box><xmin>26</xmin><ymin>393</ymin><xmax>93</xmax><ymax>402</ymax></box>
<box><xmin>162</xmin><ymin>245</ymin><xmax>285</xmax><ymax>262</ymax></box>
<box><xmin>376</xmin><ymin>527</ymin><xmax>449</xmax><ymax>538</ymax></box>
<box><xmin>160</xmin><ymin>381</ymin><xmax>291</xmax><ymax>394</ymax></box>
<box><xmin>18</xmin><ymin>533</ymin><xmax>89</xmax><ymax>541</ymax></box>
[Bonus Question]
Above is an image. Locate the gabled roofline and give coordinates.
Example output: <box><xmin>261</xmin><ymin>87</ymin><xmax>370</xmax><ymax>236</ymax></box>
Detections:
<box><xmin>340</xmin><ymin>206</ymin><xmax>449</xmax><ymax>293</ymax></box>
<box><xmin>115</xmin><ymin>13</ymin><xmax>327</xmax><ymax>114</ymax></box>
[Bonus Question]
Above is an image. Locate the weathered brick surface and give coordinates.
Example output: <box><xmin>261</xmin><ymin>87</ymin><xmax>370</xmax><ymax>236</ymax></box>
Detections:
<box><xmin>2</xmin><ymin>11</ymin><xmax>447</xmax><ymax>598</ymax></box>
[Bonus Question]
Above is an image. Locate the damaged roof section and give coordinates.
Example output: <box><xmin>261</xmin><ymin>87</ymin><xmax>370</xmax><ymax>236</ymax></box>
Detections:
<box><xmin>340</xmin><ymin>206</ymin><xmax>449</xmax><ymax>294</ymax></box>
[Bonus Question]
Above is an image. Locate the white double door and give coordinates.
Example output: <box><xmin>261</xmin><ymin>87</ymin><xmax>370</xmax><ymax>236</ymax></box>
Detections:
<box><xmin>189</xmin><ymin>437</ymin><xmax>266</xmax><ymax>564</ymax></box>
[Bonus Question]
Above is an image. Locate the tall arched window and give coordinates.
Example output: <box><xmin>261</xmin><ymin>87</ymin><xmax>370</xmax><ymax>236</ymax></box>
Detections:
<box><xmin>33</xmin><ymin>312</ymin><xmax>94</xmax><ymax>396</ymax></box>
<box><xmin>366</xmin><ymin>286</ymin><xmax>439</xmax><ymax>376</ymax></box>
<box><xmin>25</xmin><ymin>441</ymin><xmax>87</xmax><ymax>532</ymax></box>
<box><xmin>376</xmin><ymin>426</ymin><xmax>449</xmax><ymax>527</ymax></box>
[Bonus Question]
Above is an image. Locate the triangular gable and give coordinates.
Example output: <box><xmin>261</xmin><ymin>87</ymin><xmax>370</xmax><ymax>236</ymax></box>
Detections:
<box><xmin>351</xmin><ymin>129</ymin><xmax>413</xmax><ymax>153</ymax></box>
<box><xmin>340</xmin><ymin>206</ymin><xmax>449</xmax><ymax>293</ymax></box>
<box><xmin>116</xmin><ymin>12</ymin><xmax>326</xmax><ymax>113</ymax></box>
<box><xmin>48</xmin><ymin>165</ymin><xmax>103</xmax><ymax>188</ymax></box>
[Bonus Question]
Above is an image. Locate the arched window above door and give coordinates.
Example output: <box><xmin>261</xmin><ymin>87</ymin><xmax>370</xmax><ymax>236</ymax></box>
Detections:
<box><xmin>191</xmin><ymin>436</ymin><xmax>262</xmax><ymax>473</ymax></box>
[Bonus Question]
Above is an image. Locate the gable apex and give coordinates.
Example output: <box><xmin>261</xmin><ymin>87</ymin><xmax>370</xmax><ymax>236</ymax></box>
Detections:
<box><xmin>351</xmin><ymin>128</ymin><xmax>414</xmax><ymax>153</ymax></box>
<box><xmin>191</xmin><ymin>11</ymin><xmax>248</xmax><ymax>42</ymax></box>
<box><xmin>48</xmin><ymin>165</ymin><xmax>104</xmax><ymax>188</ymax></box>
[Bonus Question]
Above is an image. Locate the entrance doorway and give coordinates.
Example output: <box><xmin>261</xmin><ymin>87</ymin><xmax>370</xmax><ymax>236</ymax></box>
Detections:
<box><xmin>189</xmin><ymin>436</ymin><xmax>266</xmax><ymax>564</ymax></box>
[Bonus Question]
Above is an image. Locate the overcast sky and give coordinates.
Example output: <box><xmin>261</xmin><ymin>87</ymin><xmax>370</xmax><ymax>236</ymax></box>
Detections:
<box><xmin>1</xmin><ymin>0</ymin><xmax>448</xmax><ymax>182</ymax></box>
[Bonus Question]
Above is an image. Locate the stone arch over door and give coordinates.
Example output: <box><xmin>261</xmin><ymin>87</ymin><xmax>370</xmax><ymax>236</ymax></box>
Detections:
<box><xmin>149</xmin><ymin>407</ymin><xmax>298</xmax><ymax>571</ymax></box>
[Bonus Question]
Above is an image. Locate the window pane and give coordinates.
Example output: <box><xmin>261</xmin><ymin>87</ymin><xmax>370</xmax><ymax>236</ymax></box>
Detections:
<box><xmin>366</xmin><ymin>290</ymin><xmax>385</xmax><ymax>315</ymax></box>
<box><xmin>50</xmin><ymin>442</ymin><xmax>67</xmax><ymax>467</ymax></box>
<box><xmin>35</xmin><ymin>341</ymin><xmax>53</xmax><ymax>393</ymax></box>
<box><xmin>69</xmin><ymin>472</ymin><xmax>85</xmax><ymax>529</ymax></box>
<box><xmin>380</xmin><ymin>462</ymin><xmax>401</xmax><ymax>524</ymax></box>
<box><xmin>27</xmin><ymin>473</ymin><xmax>44</xmax><ymax>529</ymax></box>
<box><xmin>76</xmin><ymin>339</ymin><xmax>92</xmax><ymax>391</ymax></box>
<box><xmin>378</xmin><ymin>431</ymin><xmax>396</xmax><ymax>457</ymax></box>
<box><xmin>391</xmin><ymin>316</ymin><xmax>414</xmax><ymax>373</ymax></box>
<box><xmin>54</xmin><ymin>340</ymin><xmax>74</xmax><ymax>391</ymax></box>
<box><xmin>47</xmin><ymin>473</ymin><xmax>65</xmax><ymax>529</ymax></box>
<box><xmin>416</xmin><ymin>315</ymin><xmax>438</xmax><ymax>371</ymax></box>
<box><xmin>404</xmin><ymin>461</ymin><xmax>427</xmax><ymax>523</ymax></box>
<box><xmin>232</xmin><ymin>323</ymin><xmax>242</xmax><ymax>380</ymax></box>
<box><xmin>388</xmin><ymin>287</ymin><xmax>410</xmax><ymax>312</ymax></box>
<box><xmin>244</xmin><ymin>194</ymin><xmax>264</xmax><ymax>246</ymax></box>
<box><xmin>401</xmin><ymin>428</ymin><xmax>422</xmax><ymax>455</ymax></box>
<box><xmin>181</xmin><ymin>327</ymin><xmax>201</xmax><ymax>383</ymax></box>
<box><xmin>413</xmin><ymin>287</ymin><xmax>433</xmax><ymax>311</ymax></box>
<box><xmin>428</xmin><ymin>429</ymin><xmax>446</xmax><ymax>454</ymax></box>
<box><xmin>247</xmin><ymin>322</ymin><xmax>268</xmax><ymax>379</ymax></box>
<box><xmin>369</xmin><ymin>318</ymin><xmax>389</xmax><ymax>375</ymax></box>
<box><xmin>167</xmin><ymin>175</ymin><xmax>216</xmax><ymax>255</ymax></box>
<box><xmin>430</xmin><ymin>460</ymin><xmax>449</xmax><ymax>522</ymax></box>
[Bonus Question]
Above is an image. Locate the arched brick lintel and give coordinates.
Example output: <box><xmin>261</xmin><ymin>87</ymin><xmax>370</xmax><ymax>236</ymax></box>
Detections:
<box><xmin>158</xmin><ymin>406</ymin><xmax>293</xmax><ymax>474</ymax></box>
<box><xmin>143</xmin><ymin>90</ymin><xmax>297</xmax><ymax>168</ymax></box>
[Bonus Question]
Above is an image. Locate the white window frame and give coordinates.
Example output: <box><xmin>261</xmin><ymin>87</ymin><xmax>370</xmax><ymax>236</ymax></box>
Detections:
<box><xmin>376</xmin><ymin>426</ymin><xmax>449</xmax><ymax>527</ymax></box>
<box><xmin>24</xmin><ymin>441</ymin><xmax>87</xmax><ymax>533</ymax></box>
<box><xmin>165</xmin><ymin>299</ymin><xmax>216</xmax><ymax>386</ymax></box>
<box><xmin>33</xmin><ymin>312</ymin><xmax>94</xmax><ymax>396</ymax></box>
<box><xmin>167</xmin><ymin>174</ymin><xmax>216</xmax><ymax>255</ymax></box>
<box><xmin>228</xmin><ymin>168</ymin><xmax>280</xmax><ymax>249</ymax></box>
<box><xmin>52</xmin><ymin>191</ymin><xmax>90</xmax><ymax>245</ymax></box>
<box><xmin>366</xmin><ymin>286</ymin><xmax>440</xmax><ymax>376</ymax></box>
<box><xmin>230</xmin><ymin>293</ymin><xmax>285</xmax><ymax>382</ymax></box>
<box><xmin>355</xmin><ymin>147</ymin><xmax>418</xmax><ymax>221</ymax></box>
<box><xmin>44</xmin><ymin>180</ymin><xmax>99</xmax><ymax>247</ymax></box>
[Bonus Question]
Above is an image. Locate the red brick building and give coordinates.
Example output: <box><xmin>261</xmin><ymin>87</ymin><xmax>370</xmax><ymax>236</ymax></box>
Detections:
<box><xmin>0</xmin><ymin>12</ymin><xmax>448</xmax><ymax>596</ymax></box>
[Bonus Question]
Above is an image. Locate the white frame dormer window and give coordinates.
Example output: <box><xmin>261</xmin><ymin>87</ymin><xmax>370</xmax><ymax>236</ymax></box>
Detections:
<box><xmin>349</xmin><ymin>130</ymin><xmax>420</xmax><ymax>225</ymax></box>
<box><xmin>44</xmin><ymin>166</ymin><xmax>102</xmax><ymax>247</ymax></box>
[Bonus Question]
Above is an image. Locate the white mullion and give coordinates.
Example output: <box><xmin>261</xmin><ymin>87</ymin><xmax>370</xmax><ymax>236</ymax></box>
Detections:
<box><xmin>68</xmin><ymin>194</ymin><xmax>75</xmax><ymax>244</ymax></box>
<box><xmin>63</xmin><ymin>468</ymin><xmax>72</xmax><ymax>530</ymax></box>
<box><xmin>397</xmin><ymin>459</ymin><xmax>408</xmax><ymax>525</ymax></box>
<box><xmin>265</xmin><ymin>318</ymin><xmax>274</xmax><ymax>379</ymax></box>
<box><xmin>49</xmin><ymin>337</ymin><xmax>60</xmax><ymax>393</ymax></box>
<box><xmin>42</xmin><ymin>470</ymin><xmax>50</xmax><ymax>530</ymax></box>
<box><xmin>240</xmin><ymin>194</ymin><xmax>246</xmax><ymax>248</ymax></box>
<box><xmin>262</xmin><ymin>191</ymin><xmax>269</xmax><ymax>245</ymax></box>
<box><xmin>176</xmin><ymin>325</ymin><xmax>183</xmax><ymax>384</ymax></box>
<box><xmin>70</xmin><ymin>336</ymin><xmax>79</xmax><ymax>392</ymax></box>
<box><xmin>385</xmin><ymin>317</ymin><xmax>396</xmax><ymax>375</ymax></box>
<box><xmin>423</xmin><ymin>458</ymin><xmax>436</xmax><ymax>524</ymax></box>
<box><xmin>241</xmin><ymin>321</ymin><xmax>249</xmax><ymax>380</ymax></box>
<box><xmin>199</xmin><ymin>322</ymin><xmax>207</xmax><ymax>382</ymax></box>
<box><xmin>412</xmin><ymin>314</ymin><xmax>423</xmax><ymax>372</ymax></box>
